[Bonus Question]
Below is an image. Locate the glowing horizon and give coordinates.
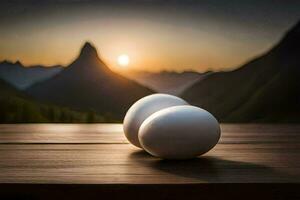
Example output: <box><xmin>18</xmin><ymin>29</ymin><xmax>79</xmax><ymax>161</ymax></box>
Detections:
<box><xmin>0</xmin><ymin>1</ymin><xmax>299</xmax><ymax>73</ymax></box>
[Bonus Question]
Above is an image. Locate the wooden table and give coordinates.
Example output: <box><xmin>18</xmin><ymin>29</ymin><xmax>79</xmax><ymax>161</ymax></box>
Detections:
<box><xmin>0</xmin><ymin>124</ymin><xmax>299</xmax><ymax>199</ymax></box>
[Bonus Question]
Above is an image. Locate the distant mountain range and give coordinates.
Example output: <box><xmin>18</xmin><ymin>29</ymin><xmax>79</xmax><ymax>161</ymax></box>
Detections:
<box><xmin>124</xmin><ymin>70</ymin><xmax>208</xmax><ymax>95</ymax></box>
<box><xmin>182</xmin><ymin>21</ymin><xmax>300</xmax><ymax>123</ymax></box>
<box><xmin>1</xmin><ymin>20</ymin><xmax>300</xmax><ymax>123</ymax></box>
<box><xmin>0</xmin><ymin>59</ymin><xmax>205</xmax><ymax>96</ymax></box>
<box><xmin>26</xmin><ymin>42</ymin><xmax>153</xmax><ymax>120</ymax></box>
<box><xmin>0</xmin><ymin>60</ymin><xmax>62</xmax><ymax>89</ymax></box>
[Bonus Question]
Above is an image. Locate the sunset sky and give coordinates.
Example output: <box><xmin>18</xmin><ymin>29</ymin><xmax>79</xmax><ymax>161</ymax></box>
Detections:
<box><xmin>0</xmin><ymin>0</ymin><xmax>300</xmax><ymax>72</ymax></box>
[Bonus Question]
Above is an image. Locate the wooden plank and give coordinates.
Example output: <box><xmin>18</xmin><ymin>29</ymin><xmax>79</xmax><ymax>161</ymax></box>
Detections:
<box><xmin>0</xmin><ymin>124</ymin><xmax>126</xmax><ymax>144</ymax></box>
<box><xmin>0</xmin><ymin>124</ymin><xmax>299</xmax><ymax>185</ymax></box>
<box><xmin>0</xmin><ymin>124</ymin><xmax>300</xmax><ymax>200</ymax></box>
<box><xmin>1</xmin><ymin>124</ymin><xmax>300</xmax><ymax>144</ymax></box>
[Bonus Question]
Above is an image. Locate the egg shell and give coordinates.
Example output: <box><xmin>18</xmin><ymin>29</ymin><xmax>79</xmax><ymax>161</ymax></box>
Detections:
<box><xmin>123</xmin><ymin>94</ymin><xmax>188</xmax><ymax>148</ymax></box>
<box><xmin>138</xmin><ymin>105</ymin><xmax>221</xmax><ymax>159</ymax></box>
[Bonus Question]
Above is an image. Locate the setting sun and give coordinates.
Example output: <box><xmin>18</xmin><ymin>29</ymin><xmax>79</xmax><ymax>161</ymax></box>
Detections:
<box><xmin>117</xmin><ymin>54</ymin><xmax>130</xmax><ymax>67</ymax></box>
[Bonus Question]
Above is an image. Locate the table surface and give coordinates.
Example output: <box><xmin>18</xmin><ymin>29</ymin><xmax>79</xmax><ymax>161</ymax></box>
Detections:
<box><xmin>0</xmin><ymin>124</ymin><xmax>299</xmax><ymax>184</ymax></box>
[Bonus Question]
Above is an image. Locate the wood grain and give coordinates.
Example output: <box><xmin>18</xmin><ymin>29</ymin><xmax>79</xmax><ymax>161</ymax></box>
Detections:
<box><xmin>0</xmin><ymin>124</ymin><xmax>299</xmax><ymax>185</ymax></box>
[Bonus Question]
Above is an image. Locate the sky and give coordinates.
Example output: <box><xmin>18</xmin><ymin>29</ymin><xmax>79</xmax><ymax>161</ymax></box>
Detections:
<box><xmin>0</xmin><ymin>0</ymin><xmax>300</xmax><ymax>72</ymax></box>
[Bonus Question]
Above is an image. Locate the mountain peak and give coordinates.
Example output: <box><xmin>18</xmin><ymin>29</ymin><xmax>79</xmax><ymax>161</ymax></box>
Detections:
<box><xmin>78</xmin><ymin>41</ymin><xmax>99</xmax><ymax>59</ymax></box>
<box><xmin>82</xmin><ymin>41</ymin><xmax>96</xmax><ymax>51</ymax></box>
<box><xmin>67</xmin><ymin>41</ymin><xmax>111</xmax><ymax>73</ymax></box>
<box><xmin>15</xmin><ymin>60</ymin><xmax>22</xmax><ymax>66</ymax></box>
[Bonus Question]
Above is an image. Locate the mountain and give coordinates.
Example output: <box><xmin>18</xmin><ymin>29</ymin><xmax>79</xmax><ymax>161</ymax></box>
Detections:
<box><xmin>0</xmin><ymin>78</ymin><xmax>106</xmax><ymax>123</ymax></box>
<box><xmin>124</xmin><ymin>70</ymin><xmax>208</xmax><ymax>95</ymax></box>
<box><xmin>182</xmin><ymin>21</ymin><xmax>300</xmax><ymax>123</ymax></box>
<box><xmin>26</xmin><ymin>42</ymin><xmax>153</xmax><ymax>120</ymax></box>
<box><xmin>0</xmin><ymin>60</ymin><xmax>63</xmax><ymax>89</ymax></box>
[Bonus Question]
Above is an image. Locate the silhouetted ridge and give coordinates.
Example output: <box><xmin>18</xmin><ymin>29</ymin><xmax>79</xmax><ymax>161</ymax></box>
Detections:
<box><xmin>78</xmin><ymin>42</ymin><xmax>99</xmax><ymax>60</ymax></box>
<box><xmin>270</xmin><ymin>21</ymin><xmax>300</xmax><ymax>57</ymax></box>
<box><xmin>26</xmin><ymin>41</ymin><xmax>154</xmax><ymax>120</ymax></box>
<box><xmin>0</xmin><ymin>60</ymin><xmax>62</xmax><ymax>89</ymax></box>
<box><xmin>284</xmin><ymin>20</ymin><xmax>300</xmax><ymax>41</ymax></box>
<box><xmin>182</xmin><ymin>20</ymin><xmax>300</xmax><ymax>123</ymax></box>
<box><xmin>65</xmin><ymin>41</ymin><xmax>111</xmax><ymax>74</ymax></box>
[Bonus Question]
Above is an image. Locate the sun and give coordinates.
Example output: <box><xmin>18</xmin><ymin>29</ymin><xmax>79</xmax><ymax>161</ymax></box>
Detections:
<box><xmin>117</xmin><ymin>54</ymin><xmax>130</xmax><ymax>67</ymax></box>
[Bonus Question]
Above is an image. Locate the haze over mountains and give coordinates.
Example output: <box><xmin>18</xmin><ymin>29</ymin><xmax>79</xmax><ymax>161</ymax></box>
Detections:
<box><xmin>0</xmin><ymin>59</ymin><xmax>205</xmax><ymax>96</ymax></box>
<box><xmin>26</xmin><ymin>42</ymin><xmax>153</xmax><ymax>119</ymax></box>
<box><xmin>124</xmin><ymin>71</ymin><xmax>208</xmax><ymax>95</ymax></box>
<box><xmin>0</xmin><ymin>61</ymin><xmax>62</xmax><ymax>89</ymax></box>
<box><xmin>0</xmin><ymin>42</ymin><xmax>205</xmax><ymax>122</ymax></box>
<box><xmin>1</xmin><ymin>20</ymin><xmax>300</xmax><ymax>123</ymax></box>
<box><xmin>182</xmin><ymin>21</ymin><xmax>300</xmax><ymax>122</ymax></box>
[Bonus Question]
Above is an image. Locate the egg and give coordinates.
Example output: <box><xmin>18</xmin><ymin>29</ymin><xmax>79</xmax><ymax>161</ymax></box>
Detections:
<box><xmin>123</xmin><ymin>94</ymin><xmax>188</xmax><ymax>148</ymax></box>
<box><xmin>138</xmin><ymin>105</ymin><xmax>221</xmax><ymax>159</ymax></box>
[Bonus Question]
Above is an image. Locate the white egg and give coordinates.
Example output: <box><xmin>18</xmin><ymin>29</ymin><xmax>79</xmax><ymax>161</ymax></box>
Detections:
<box><xmin>123</xmin><ymin>94</ymin><xmax>188</xmax><ymax>148</ymax></box>
<box><xmin>138</xmin><ymin>105</ymin><xmax>221</xmax><ymax>159</ymax></box>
